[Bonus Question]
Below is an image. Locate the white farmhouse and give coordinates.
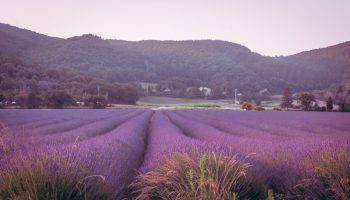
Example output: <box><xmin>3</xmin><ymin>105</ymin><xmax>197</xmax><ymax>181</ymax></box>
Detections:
<box><xmin>199</xmin><ymin>87</ymin><xmax>212</xmax><ymax>96</ymax></box>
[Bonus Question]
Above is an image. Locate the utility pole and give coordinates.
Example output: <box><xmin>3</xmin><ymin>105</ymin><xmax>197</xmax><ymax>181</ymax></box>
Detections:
<box><xmin>234</xmin><ymin>89</ymin><xmax>237</xmax><ymax>105</ymax></box>
<box><xmin>97</xmin><ymin>85</ymin><xmax>100</xmax><ymax>97</ymax></box>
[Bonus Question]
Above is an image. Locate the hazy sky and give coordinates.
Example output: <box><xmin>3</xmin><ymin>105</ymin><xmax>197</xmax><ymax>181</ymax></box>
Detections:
<box><xmin>0</xmin><ymin>0</ymin><xmax>349</xmax><ymax>56</ymax></box>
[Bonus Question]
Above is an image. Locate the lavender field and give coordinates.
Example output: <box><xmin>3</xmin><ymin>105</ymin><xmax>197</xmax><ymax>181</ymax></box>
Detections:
<box><xmin>0</xmin><ymin>109</ymin><xmax>350</xmax><ymax>200</ymax></box>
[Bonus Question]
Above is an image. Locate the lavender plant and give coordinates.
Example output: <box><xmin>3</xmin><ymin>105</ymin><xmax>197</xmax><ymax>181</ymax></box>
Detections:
<box><xmin>0</xmin><ymin>109</ymin><xmax>349</xmax><ymax>199</ymax></box>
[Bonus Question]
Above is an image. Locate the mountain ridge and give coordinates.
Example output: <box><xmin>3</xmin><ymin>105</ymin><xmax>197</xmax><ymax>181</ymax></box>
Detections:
<box><xmin>1</xmin><ymin>22</ymin><xmax>349</xmax><ymax>100</ymax></box>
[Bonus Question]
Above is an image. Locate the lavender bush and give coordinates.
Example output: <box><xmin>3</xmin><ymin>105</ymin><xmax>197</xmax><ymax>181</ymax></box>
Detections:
<box><xmin>0</xmin><ymin>109</ymin><xmax>349</xmax><ymax>199</ymax></box>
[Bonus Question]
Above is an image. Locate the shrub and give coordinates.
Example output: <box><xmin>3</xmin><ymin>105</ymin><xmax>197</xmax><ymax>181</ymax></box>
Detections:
<box><xmin>0</xmin><ymin>123</ymin><xmax>15</xmax><ymax>156</ymax></box>
<box><xmin>130</xmin><ymin>152</ymin><xmax>251</xmax><ymax>200</ymax></box>
<box><xmin>16</xmin><ymin>93</ymin><xmax>42</xmax><ymax>109</ymax></box>
<box><xmin>84</xmin><ymin>96</ymin><xmax>107</xmax><ymax>109</ymax></box>
<box><xmin>0</xmin><ymin>94</ymin><xmax>4</xmax><ymax>109</ymax></box>
<box><xmin>241</xmin><ymin>102</ymin><xmax>254</xmax><ymax>110</ymax></box>
<box><xmin>295</xmin><ymin>150</ymin><xmax>350</xmax><ymax>199</ymax></box>
<box><xmin>254</xmin><ymin>106</ymin><xmax>265</xmax><ymax>111</ymax></box>
<box><xmin>326</xmin><ymin>96</ymin><xmax>333</xmax><ymax>111</ymax></box>
<box><xmin>45</xmin><ymin>91</ymin><xmax>75</xmax><ymax>108</ymax></box>
<box><xmin>0</xmin><ymin>153</ymin><xmax>113</xmax><ymax>200</ymax></box>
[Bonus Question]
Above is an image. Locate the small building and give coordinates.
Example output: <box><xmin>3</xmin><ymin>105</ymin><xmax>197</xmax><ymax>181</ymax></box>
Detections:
<box><xmin>76</xmin><ymin>101</ymin><xmax>85</xmax><ymax>106</ymax></box>
<box><xmin>199</xmin><ymin>87</ymin><xmax>212</xmax><ymax>96</ymax></box>
<box><xmin>164</xmin><ymin>88</ymin><xmax>171</xmax><ymax>93</ymax></box>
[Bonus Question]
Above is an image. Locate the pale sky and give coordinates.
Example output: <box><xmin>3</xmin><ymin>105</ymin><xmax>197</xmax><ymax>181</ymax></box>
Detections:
<box><xmin>0</xmin><ymin>0</ymin><xmax>349</xmax><ymax>56</ymax></box>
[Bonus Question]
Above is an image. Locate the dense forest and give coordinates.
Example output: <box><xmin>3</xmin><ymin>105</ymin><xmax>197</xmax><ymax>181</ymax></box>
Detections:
<box><xmin>0</xmin><ymin>55</ymin><xmax>139</xmax><ymax>108</ymax></box>
<box><xmin>0</xmin><ymin>23</ymin><xmax>349</xmax><ymax>100</ymax></box>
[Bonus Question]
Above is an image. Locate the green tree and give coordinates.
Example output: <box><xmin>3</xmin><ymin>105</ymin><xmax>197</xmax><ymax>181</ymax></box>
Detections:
<box><xmin>334</xmin><ymin>86</ymin><xmax>344</xmax><ymax>104</ymax></box>
<box><xmin>338</xmin><ymin>100</ymin><xmax>347</xmax><ymax>112</ymax></box>
<box><xmin>84</xmin><ymin>96</ymin><xmax>107</xmax><ymax>109</ymax></box>
<box><xmin>254</xmin><ymin>106</ymin><xmax>265</xmax><ymax>111</ymax></box>
<box><xmin>0</xmin><ymin>94</ymin><xmax>5</xmax><ymax>108</ymax></box>
<box><xmin>280</xmin><ymin>88</ymin><xmax>293</xmax><ymax>109</ymax></box>
<box><xmin>210</xmin><ymin>87</ymin><xmax>225</xmax><ymax>99</ymax></box>
<box><xmin>16</xmin><ymin>93</ymin><xmax>42</xmax><ymax>109</ymax></box>
<box><xmin>326</xmin><ymin>96</ymin><xmax>333</xmax><ymax>111</ymax></box>
<box><xmin>187</xmin><ymin>87</ymin><xmax>203</xmax><ymax>98</ymax></box>
<box><xmin>45</xmin><ymin>91</ymin><xmax>75</xmax><ymax>108</ymax></box>
<box><xmin>297</xmin><ymin>93</ymin><xmax>315</xmax><ymax>111</ymax></box>
<box><xmin>313</xmin><ymin>102</ymin><xmax>320</xmax><ymax>111</ymax></box>
<box><xmin>333</xmin><ymin>86</ymin><xmax>349</xmax><ymax>112</ymax></box>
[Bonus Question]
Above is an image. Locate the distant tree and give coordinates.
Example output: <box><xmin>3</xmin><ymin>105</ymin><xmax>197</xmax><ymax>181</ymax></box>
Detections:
<box><xmin>326</xmin><ymin>96</ymin><xmax>333</xmax><ymax>111</ymax></box>
<box><xmin>84</xmin><ymin>96</ymin><xmax>107</xmax><ymax>109</ymax></box>
<box><xmin>147</xmin><ymin>85</ymin><xmax>154</xmax><ymax>96</ymax></box>
<box><xmin>254</xmin><ymin>106</ymin><xmax>265</xmax><ymax>111</ymax></box>
<box><xmin>187</xmin><ymin>87</ymin><xmax>203</xmax><ymax>98</ymax></box>
<box><xmin>108</xmin><ymin>84</ymin><xmax>139</xmax><ymax>105</ymax></box>
<box><xmin>133</xmin><ymin>84</ymin><xmax>146</xmax><ymax>97</ymax></box>
<box><xmin>313</xmin><ymin>102</ymin><xmax>320</xmax><ymax>111</ymax></box>
<box><xmin>280</xmin><ymin>88</ymin><xmax>293</xmax><ymax>109</ymax></box>
<box><xmin>210</xmin><ymin>87</ymin><xmax>225</xmax><ymax>99</ymax></box>
<box><xmin>297</xmin><ymin>93</ymin><xmax>315</xmax><ymax>111</ymax></box>
<box><xmin>241</xmin><ymin>102</ymin><xmax>254</xmax><ymax>110</ymax></box>
<box><xmin>29</xmin><ymin>94</ymin><xmax>42</xmax><ymax>109</ymax></box>
<box><xmin>16</xmin><ymin>93</ymin><xmax>42</xmax><ymax>109</ymax></box>
<box><xmin>45</xmin><ymin>91</ymin><xmax>75</xmax><ymax>108</ymax></box>
<box><xmin>334</xmin><ymin>87</ymin><xmax>350</xmax><ymax>112</ymax></box>
<box><xmin>255</xmin><ymin>100</ymin><xmax>262</xmax><ymax>106</ymax></box>
<box><xmin>120</xmin><ymin>84</ymin><xmax>139</xmax><ymax>104</ymax></box>
<box><xmin>0</xmin><ymin>94</ymin><xmax>5</xmax><ymax>108</ymax></box>
<box><xmin>338</xmin><ymin>100</ymin><xmax>347</xmax><ymax>112</ymax></box>
<box><xmin>334</xmin><ymin>86</ymin><xmax>344</xmax><ymax>104</ymax></box>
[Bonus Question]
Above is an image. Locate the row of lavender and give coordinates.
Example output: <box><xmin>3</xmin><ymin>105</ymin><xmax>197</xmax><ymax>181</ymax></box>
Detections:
<box><xmin>1</xmin><ymin>109</ymin><xmax>350</xmax><ymax>198</ymax></box>
<box><xmin>165</xmin><ymin>110</ymin><xmax>350</xmax><ymax>196</ymax></box>
<box><xmin>2</xmin><ymin>109</ymin><xmax>226</xmax><ymax>197</ymax></box>
<box><xmin>1</xmin><ymin>109</ymin><xmax>242</xmax><ymax>198</ymax></box>
<box><xmin>0</xmin><ymin>109</ymin><xmax>152</xmax><ymax>198</ymax></box>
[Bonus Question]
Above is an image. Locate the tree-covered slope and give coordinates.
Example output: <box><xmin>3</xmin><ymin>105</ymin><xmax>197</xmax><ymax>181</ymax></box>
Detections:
<box><xmin>1</xmin><ymin>23</ymin><xmax>349</xmax><ymax>99</ymax></box>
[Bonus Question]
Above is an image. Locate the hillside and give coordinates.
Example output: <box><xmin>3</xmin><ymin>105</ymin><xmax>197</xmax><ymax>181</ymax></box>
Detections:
<box><xmin>294</xmin><ymin>41</ymin><xmax>350</xmax><ymax>63</ymax></box>
<box><xmin>1</xmin><ymin>23</ymin><xmax>349</xmax><ymax>100</ymax></box>
<box><xmin>289</xmin><ymin>41</ymin><xmax>350</xmax><ymax>81</ymax></box>
<box><xmin>0</xmin><ymin>55</ymin><xmax>139</xmax><ymax>106</ymax></box>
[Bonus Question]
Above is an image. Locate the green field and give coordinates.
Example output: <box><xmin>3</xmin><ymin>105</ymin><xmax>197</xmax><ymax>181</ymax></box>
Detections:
<box><xmin>137</xmin><ymin>96</ymin><xmax>281</xmax><ymax>110</ymax></box>
<box><xmin>137</xmin><ymin>96</ymin><xmax>241</xmax><ymax>109</ymax></box>
<box><xmin>261</xmin><ymin>95</ymin><xmax>282</xmax><ymax>108</ymax></box>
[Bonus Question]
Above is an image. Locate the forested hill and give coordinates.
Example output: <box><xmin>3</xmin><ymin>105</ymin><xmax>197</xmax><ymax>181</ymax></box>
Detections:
<box><xmin>294</xmin><ymin>41</ymin><xmax>350</xmax><ymax>63</ymax></box>
<box><xmin>0</xmin><ymin>55</ymin><xmax>139</xmax><ymax>105</ymax></box>
<box><xmin>286</xmin><ymin>41</ymin><xmax>350</xmax><ymax>83</ymax></box>
<box><xmin>1</xmin><ymin>23</ymin><xmax>349</xmax><ymax>99</ymax></box>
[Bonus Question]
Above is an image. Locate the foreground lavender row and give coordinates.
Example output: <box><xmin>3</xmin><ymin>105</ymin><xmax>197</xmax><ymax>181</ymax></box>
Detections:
<box><xmin>0</xmin><ymin>109</ymin><xmax>350</xmax><ymax>199</ymax></box>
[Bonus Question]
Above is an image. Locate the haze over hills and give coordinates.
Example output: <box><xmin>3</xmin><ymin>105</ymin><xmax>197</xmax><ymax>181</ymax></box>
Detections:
<box><xmin>1</xmin><ymin>23</ymin><xmax>349</xmax><ymax>100</ymax></box>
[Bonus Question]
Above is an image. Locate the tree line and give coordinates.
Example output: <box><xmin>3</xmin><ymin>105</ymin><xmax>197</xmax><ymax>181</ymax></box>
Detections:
<box><xmin>0</xmin><ymin>55</ymin><xmax>139</xmax><ymax>109</ymax></box>
<box><xmin>280</xmin><ymin>86</ymin><xmax>350</xmax><ymax>112</ymax></box>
